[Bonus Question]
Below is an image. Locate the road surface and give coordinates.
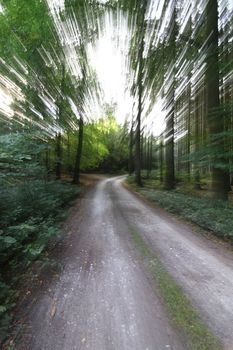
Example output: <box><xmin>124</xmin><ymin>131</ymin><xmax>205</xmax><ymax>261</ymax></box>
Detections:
<box><xmin>18</xmin><ymin>176</ymin><xmax>233</xmax><ymax>349</ymax></box>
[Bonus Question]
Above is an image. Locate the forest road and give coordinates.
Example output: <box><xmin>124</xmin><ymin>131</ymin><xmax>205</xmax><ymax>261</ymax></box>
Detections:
<box><xmin>18</xmin><ymin>176</ymin><xmax>233</xmax><ymax>349</ymax></box>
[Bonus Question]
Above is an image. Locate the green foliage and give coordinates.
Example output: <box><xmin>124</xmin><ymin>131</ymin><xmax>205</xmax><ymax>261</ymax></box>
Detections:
<box><xmin>1</xmin><ymin>0</ymin><xmax>58</xmax><ymax>59</ymax></box>
<box><xmin>0</xmin><ymin>279</ymin><xmax>16</xmax><ymax>342</ymax></box>
<box><xmin>0</xmin><ymin>132</ymin><xmax>81</xmax><ymax>343</ymax></box>
<box><xmin>0</xmin><ymin>133</ymin><xmax>48</xmax><ymax>181</ymax></box>
<box><xmin>81</xmin><ymin>122</ymin><xmax>109</xmax><ymax>169</ymax></box>
<box><xmin>62</xmin><ymin>115</ymin><xmax>129</xmax><ymax>173</ymax></box>
<box><xmin>96</xmin><ymin>115</ymin><xmax>129</xmax><ymax>172</ymax></box>
<box><xmin>0</xmin><ymin>179</ymin><xmax>80</xmax><ymax>342</ymax></box>
<box><xmin>135</xmin><ymin>185</ymin><xmax>233</xmax><ymax>241</ymax></box>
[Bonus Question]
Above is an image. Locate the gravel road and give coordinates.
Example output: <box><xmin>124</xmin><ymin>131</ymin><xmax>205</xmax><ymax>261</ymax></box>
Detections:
<box><xmin>18</xmin><ymin>177</ymin><xmax>185</xmax><ymax>350</ymax></box>
<box><xmin>114</xmin><ymin>177</ymin><xmax>233</xmax><ymax>348</ymax></box>
<box><xmin>18</xmin><ymin>176</ymin><xmax>233</xmax><ymax>349</ymax></box>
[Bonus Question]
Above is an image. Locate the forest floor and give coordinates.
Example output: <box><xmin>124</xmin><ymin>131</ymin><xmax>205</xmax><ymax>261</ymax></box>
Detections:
<box><xmin>7</xmin><ymin>176</ymin><xmax>233</xmax><ymax>350</ymax></box>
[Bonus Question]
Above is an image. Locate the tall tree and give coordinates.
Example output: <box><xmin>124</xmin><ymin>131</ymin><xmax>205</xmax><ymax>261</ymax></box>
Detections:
<box><xmin>128</xmin><ymin>122</ymin><xmax>134</xmax><ymax>175</ymax></box>
<box><xmin>134</xmin><ymin>1</ymin><xmax>148</xmax><ymax>186</ymax></box>
<box><xmin>163</xmin><ymin>2</ymin><xmax>177</xmax><ymax>190</ymax></box>
<box><xmin>205</xmin><ymin>0</ymin><xmax>230</xmax><ymax>198</ymax></box>
<box><xmin>73</xmin><ymin>116</ymin><xmax>84</xmax><ymax>184</ymax></box>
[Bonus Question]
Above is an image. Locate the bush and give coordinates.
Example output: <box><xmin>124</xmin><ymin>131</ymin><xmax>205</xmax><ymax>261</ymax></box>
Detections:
<box><xmin>0</xmin><ymin>278</ymin><xmax>16</xmax><ymax>343</ymax></box>
<box><xmin>0</xmin><ymin>179</ymin><xmax>80</xmax><ymax>343</ymax></box>
<box><xmin>138</xmin><ymin>188</ymin><xmax>233</xmax><ymax>241</ymax></box>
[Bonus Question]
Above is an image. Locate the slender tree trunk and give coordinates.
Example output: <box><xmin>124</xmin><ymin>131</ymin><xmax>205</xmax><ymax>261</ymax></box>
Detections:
<box><xmin>128</xmin><ymin>125</ymin><xmax>134</xmax><ymax>175</ymax></box>
<box><xmin>146</xmin><ymin>136</ymin><xmax>152</xmax><ymax>178</ymax></box>
<box><xmin>149</xmin><ymin>135</ymin><xmax>153</xmax><ymax>173</ymax></box>
<box><xmin>73</xmin><ymin>117</ymin><xmax>84</xmax><ymax>184</ymax></box>
<box><xmin>141</xmin><ymin>131</ymin><xmax>144</xmax><ymax>169</ymax></box>
<box><xmin>55</xmin><ymin>63</ymin><xmax>66</xmax><ymax>180</ymax></box>
<box><xmin>55</xmin><ymin>132</ymin><xmax>62</xmax><ymax>179</ymax></box>
<box><xmin>134</xmin><ymin>0</ymin><xmax>149</xmax><ymax>186</ymax></box>
<box><xmin>159</xmin><ymin>140</ymin><xmax>163</xmax><ymax>184</ymax></box>
<box><xmin>164</xmin><ymin>5</ymin><xmax>176</xmax><ymax>190</ymax></box>
<box><xmin>187</xmin><ymin>80</ymin><xmax>191</xmax><ymax>182</ymax></box>
<box><xmin>135</xmin><ymin>27</ymin><xmax>144</xmax><ymax>187</ymax></box>
<box><xmin>164</xmin><ymin>109</ymin><xmax>175</xmax><ymax>189</ymax></box>
<box><xmin>135</xmin><ymin>99</ymin><xmax>142</xmax><ymax>185</ymax></box>
<box><xmin>146</xmin><ymin>136</ymin><xmax>149</xmax><ymax>177</ymax></box>
<box><xmin>194</xmin><ymin>96</ymin><xmax>201</xmax><ymax>190</ymax></box>
<box><xmin>45</xmin><ymin>143</ymin><xmax>50</xmax><ymax>180</ymax></box>
<box><xmin>67</xmin><ymin>132</ymin><xmax>73</xmax><ymax>174</ymax></box>
<box><xmin>206</xmin><ymin>0</ymin><xmax>230</xmax><ymax>198</ymax></box>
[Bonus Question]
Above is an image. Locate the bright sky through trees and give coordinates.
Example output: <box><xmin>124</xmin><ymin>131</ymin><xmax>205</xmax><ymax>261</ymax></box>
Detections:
<box><xmin>0</xmin><ymin>0</ymin><xmax>165</xmax><ymax>135</ymax></box>
<box><xmin>88</xmin><ymin>11</ymin><xmax>133</xmax><ymax>125</ymax></box>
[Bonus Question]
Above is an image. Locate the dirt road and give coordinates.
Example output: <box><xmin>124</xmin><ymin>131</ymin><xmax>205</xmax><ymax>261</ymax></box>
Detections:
<box><xmin>114</xmin><ymin>177</ymin><xmax>233</xmax><ymax>347</ymax></box>
<box><xmin>18</xmin><ymin>177</ymin><xmax>185</xmax><ymax>350</ymax></box>
<box><xmin>18</xmin><ymin>176</ymin><xmax>233</xmax><ymax>349</ymax></box>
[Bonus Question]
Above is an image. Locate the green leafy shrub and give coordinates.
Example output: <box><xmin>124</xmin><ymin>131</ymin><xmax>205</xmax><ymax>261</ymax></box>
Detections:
<box><xmin>139</xmin><ymin>188</ymin><xmax>233</xmax><ymax>240</ymax></box>
<box><xmin>0</xmin><ymin>278</ymin><xmax>16</xmax><ymax>343</ymax></box>
<box><xmin>0</xmin><ymin>130</ymin><xmax>83</xmax><ymax>342</ymax></box>
<box><xmin>0</xmin><ymin>178</ymin><xmax>80</xmax><ymax>343</ymax></box>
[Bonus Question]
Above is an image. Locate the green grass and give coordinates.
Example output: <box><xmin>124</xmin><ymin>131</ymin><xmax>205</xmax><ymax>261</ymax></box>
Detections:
<box><xmin>130</xmin><ymin>227</ymin><xmax>222</xmax><ymax>350</ymax></box>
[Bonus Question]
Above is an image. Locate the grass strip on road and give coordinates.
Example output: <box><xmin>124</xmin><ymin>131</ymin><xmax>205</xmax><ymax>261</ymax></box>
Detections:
<box><xmin>130</xmin><ymin>227</ymin><xmax>222</xmax><ymax>350</ymax></box>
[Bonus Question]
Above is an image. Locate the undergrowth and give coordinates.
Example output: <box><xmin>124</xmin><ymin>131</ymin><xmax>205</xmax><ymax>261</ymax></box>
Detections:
<box><xmin>0</xmin><ymin>179</ymin><xmax>80</xmax><ymax>343</ymax></box>
<box><xmin>127</xmin><ymin>176</ymin><xmax>233</xmax><ymax>242</ymax></box>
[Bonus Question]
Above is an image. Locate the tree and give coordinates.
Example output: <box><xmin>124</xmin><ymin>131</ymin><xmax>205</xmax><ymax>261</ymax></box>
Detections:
<box><xmin>73</xmin><ymin>116</ymin><xmax>84</xmax><ymax>183</ymax></box>
<box><xmin>163</xmin><ymin>2</ymin><xmax>177</xmax><ymax>190</ymax></box>
<box><xmin>133</xmin><ymin>1</ymin><xmax>148</xmax><ymax>186</ymax></box>
<box><xmin>128</xmin><ymin>122</ymin><xmax>134</xmax><ymax>175</ymax></box>
<box><xmin>205</xmin><ymin>0</ymin><xmax>230</xmax><ymax>198</ymax></box>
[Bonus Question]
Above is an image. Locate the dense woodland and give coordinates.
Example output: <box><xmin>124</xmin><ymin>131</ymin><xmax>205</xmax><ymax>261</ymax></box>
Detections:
<box><xmin>0</xmin><ymin>0</ymin><xmax>233</xmax><ymax>343</ymax></box>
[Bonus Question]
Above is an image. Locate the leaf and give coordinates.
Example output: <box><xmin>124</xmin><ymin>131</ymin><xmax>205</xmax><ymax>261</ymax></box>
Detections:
<box><xmin>0</xmin><ymin>236</ymin><xmax>17</xmax><ymax>245</ymax></box>
<box><xmin>28</xmin><ymin>245</ymin><xmax>44</xmax><ymax>257</ymax></box>
<box><xmin>50</xmin><ymin>299</ymin><xmax>57</xmax><ymax>319</ymax></box>
<box><xmin>0</xmin><ymin>306</ymin><xmax>7</xmax><ymax>313</ymax></box>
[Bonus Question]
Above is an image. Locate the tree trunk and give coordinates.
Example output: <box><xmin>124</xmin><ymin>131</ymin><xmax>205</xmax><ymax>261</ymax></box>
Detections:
<box><xmin>134</xmin><ymin>26</ymin><xmax>144</xmax><ymax>187</ymax></box>
<box><xmin>73</xmin><ymin>117</ymin><xmax>84</xmax><ymax>184</ymax></box>
<box><xmin>146</xmin><ymin>136</ymin><xmax>152</xmax><ymax>178</ymax></box>
<box><xmin>135</xmin><ymin>114</ymin><xmax>142</xmax><ymax>185</ymax></box>
<box><xmin>193</xmin><ymin>94</ymin><xmax>201</xmax><ymax>190</ymax></box>
<box><xmin>141</xmin><ymin>131</ymin><xmax>144</xmax><ymax>169</ymax></box>
<box><xmin>55</xmin><ymin>132</ymin><xmax>62</xmax><ymax>180</ymax></box>
<box><xmin>45</xmin><ymin>143</ymin><xmax>50</xmax><ymax>180</ymax></box>
<box><xmin>159</xmin><ymin>140</ymin><xmax>163</xmax><ymax>184</ymax></box>
<box><xmin>67</xmin><ymin>132</ymin><xmax>73</xmax><ymax>174</ymax></box>
<box><xmin>135</xmin><ymin>98</ymin><xmax>142</xmax><ymax>185</ymax></box>
<box><xmin>55</xmin><ymin>63</ymin><xmax>66</xmax><ymax>180</ymax></box>
<box><xmin>128</xmin><ymin>125</ymin><xmax>134</xmax><ymax>175</ymax></box>
<box><xmin>206</xmin><ymin>0</ymin><xmax>230</xmax><ymax>198</ymax></box>
<box><xmin>164</xmin><ymin>110</ymin><xmax>175</xmax><ymax>189</ymax></box>
<box><xmin>187</xmin><ymin>80</ymin><xmax>191</xmax><ymax>182</ymax></box>
<box><xmin>164</xmin><ymin>5</ymin><xmax>176</xmax><ymax>190</ymax></box>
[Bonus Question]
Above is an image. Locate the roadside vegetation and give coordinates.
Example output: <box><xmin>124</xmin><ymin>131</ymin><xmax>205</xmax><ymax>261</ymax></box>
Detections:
<box><xmin>127</xmin><ymin>173</ymin><xmax>233</xmax><ymax>243</ymax></box>
<box><xmin>0</xmin><ymin>132</ymin><xmax>81</xmax><ymax>343</ymax></box>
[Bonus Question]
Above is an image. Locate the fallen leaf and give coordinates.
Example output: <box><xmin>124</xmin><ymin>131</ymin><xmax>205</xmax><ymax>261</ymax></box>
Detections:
<box><xmin>50</xmin><ymin>299</ymin><xmax>57</xmax><ymax>318</ymax></box>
